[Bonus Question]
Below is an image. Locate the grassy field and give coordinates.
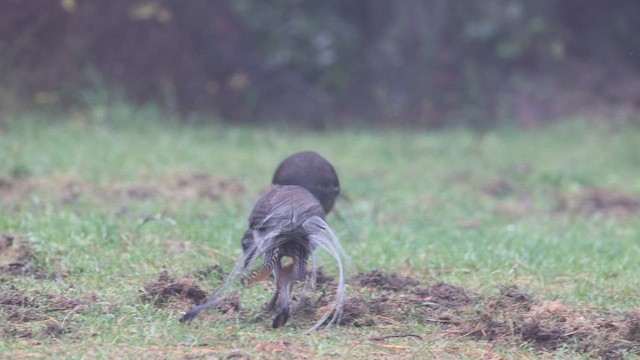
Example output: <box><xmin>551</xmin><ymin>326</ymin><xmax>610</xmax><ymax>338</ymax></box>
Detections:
<box><xmin>1</xmin><ymin>110</ymin><xmax>640</xmax><ymax>358</ymax></box>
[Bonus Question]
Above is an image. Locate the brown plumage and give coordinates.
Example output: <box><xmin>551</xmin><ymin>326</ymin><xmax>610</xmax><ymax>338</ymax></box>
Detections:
<box><xmin>181</xmin><ymin>185</ymin><xmax>347</xmax><ymax>331</ymax></box>
<box><xmin>243</xmin><ymin>150</ymin><xmax>340</xmax><ymax>259</ymax></box>
<box><xmin>242</xmin><ymin>185</ymin><xmax>325</xmax><ymax>327</ymax></box>
<box><xmin>181</xmin><ymin>152</ymin><xmax>345</xmax><ymax>330</ymax></box>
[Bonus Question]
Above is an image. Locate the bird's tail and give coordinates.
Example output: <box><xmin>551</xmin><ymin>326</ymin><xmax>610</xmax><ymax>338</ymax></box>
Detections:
<box><xmin>180</xmin><ymin>215</ymin><xmax>349</xmax><ymax>332</ymax></box>
<box><xmin>301</xmin><ymin>215</ymin><xmax>349</xmax><ymax>332</ymax></box>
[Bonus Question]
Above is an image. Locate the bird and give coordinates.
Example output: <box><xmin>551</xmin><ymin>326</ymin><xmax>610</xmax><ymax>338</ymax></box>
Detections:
<box><xmin>271</xmin><ymin>150</ymin><xmax>340</xmax><ymax>214</ymax></box>
<box><xmin>241</xmin><ymin>150</ymin><xmax>341</xmax><ymax>276</ymax></box>
<box><xmin>181</xmin><ymin>152</ymin><xmax>347</xmax><ymax>331</ymax></box>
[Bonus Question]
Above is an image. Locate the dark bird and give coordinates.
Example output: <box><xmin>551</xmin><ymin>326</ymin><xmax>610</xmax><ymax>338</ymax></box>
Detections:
<box><xmin>240</xmin><ymin>150</ymin><xmax>342</xmax><ymax>267</ymax></box>
<box><xmin>272</xmin><ymin>151</ymin><xmax>340</xmax><ymax>214</ymax></box>
<box><xmin>181</xmin><ymin>153</ymin><xmax>347</xmax><ymax>331</ymax></box>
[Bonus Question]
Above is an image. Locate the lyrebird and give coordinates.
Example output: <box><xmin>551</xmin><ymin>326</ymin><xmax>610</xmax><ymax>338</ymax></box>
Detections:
<box><xmin>180</xmin><ymin>151</ymin><xmax>347</xmax><ymax>330</ymax></box>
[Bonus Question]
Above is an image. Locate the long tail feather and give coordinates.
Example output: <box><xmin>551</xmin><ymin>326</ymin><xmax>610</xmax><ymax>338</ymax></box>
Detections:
<box><xmin>301</xmin><ymin>216</ymin><xmax>349</xmax><ymax>332</ymax></box>
<box><xmin>181</xmin><ymin>201</ymin><xmax>349</xmax><ymax>331</ymax></box>
<box><xmin>180</xmin><ymin>240</ymin><xmax>276</xmax><ymax>322</ymax></box>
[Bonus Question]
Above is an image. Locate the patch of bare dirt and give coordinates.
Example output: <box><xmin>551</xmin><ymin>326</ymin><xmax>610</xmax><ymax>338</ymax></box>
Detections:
<box><xmin>555</xmin><ymin>187</ymin><xmax>640</xmax><ymax>217</ymax></box>
<box><xmin>0</xmin><ymin>233</ymin><xmax>65</xmax><ymax>280</ymax></box>
<box><xmin>141</xmin><ymin>268</ymin><xmax>242</xmax><ymax>318</ymax></box>
<box><xmin>479</xmin><ymin>177</ymin><xmax>535</xmax><ymax>218</ymax></box>
<box><xmin>320</xmin><ymin>270</ymin><xmax>639</xmax><ymax>357</ymax></box>
<box><xmin>174</xmin><ymin>173</ymin><xmax>245</xmax><ymax>201</ymax></box>
<box><xmin>351</xmin><ymin>269</ymin><xmax>419</xmax><ymax>292</ymax></box>
<box><xmin>482</xmin><ymin>178</ymin><xmax>515</xmax><ymax>198</ymax></box>
<box><xmin>111</xmin><ymin>172</ymin><xmax>246</xmax><ymax>204</ymax></box>
<box><xmin>0</xmin><ymin>285</ymin><xmax>95</xmax><ymax>339</ymax></box>
<box><xmin>432</xmin><ymin>289</ymin><xmax>640</xmax><ymax>358</ymax></box>
<box><xmin>42</xmin><ymin>322</ymin><xmax>67</xmax><ymax>337</ymax></box>
<box><xmin>480</xmin><ymin>178</ymin><xmax>640</xmax><ymax>219</ymax></box>
<box><xmin>141</xmin><ymin>270</ymin><xmax>208</xmax><ymax>309</ymax></box>
<box><xmin>165</xmin><ymin>265</ymin><xmax>639</xmax><ymax>357</ymax></box>
<box><xmin>0</xmin><ymin>172</ymin><xmax>246</xmax><ymax>211</ymax></box>
<box><xmin>413</xmin><ymin>282</ymin><xmax>472</xmax><ymax>308</ymax></box>
<box><xmin>0</xmin><ymin>232</ymin><xmax>15</xmax><ymax>252</ymax></box>
<box><xmin>338</xmin><ymin>295</ymin><xmax>406</xmax><ymax>327</ymax></box>
<box><xmin>326</xmin><ymin>282</ymin><xmax>472</xmax><ymax>328</ymax></box>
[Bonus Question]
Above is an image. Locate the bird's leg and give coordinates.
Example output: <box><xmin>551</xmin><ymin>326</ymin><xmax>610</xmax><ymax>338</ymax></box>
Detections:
<box><xmin>272</xmin><ymin>271</ymin><xmax>292</xmax><ymax>328</ymax></box>
<box><xmin>272</xmin><ymin>246</ymin><xmax>309</xmax><ymax>328</ymax></box>
<box><xmin>267</xmin><ymin>252</ymin><xmax>282</xmax><ymax>310</ymax></box>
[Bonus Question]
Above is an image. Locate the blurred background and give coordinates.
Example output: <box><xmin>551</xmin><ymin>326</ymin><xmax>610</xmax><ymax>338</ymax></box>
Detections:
<box><xmin>1</xmin><ymin>0</ymin><xmax>639</xmax><ymax>129</ymax></box>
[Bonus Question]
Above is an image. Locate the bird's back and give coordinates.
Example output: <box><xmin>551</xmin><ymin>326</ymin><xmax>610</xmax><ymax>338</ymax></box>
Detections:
<box><xmin>248</xmin><ymin>185</ymin><xmax>326</xmax><ymax>233</ymax></box>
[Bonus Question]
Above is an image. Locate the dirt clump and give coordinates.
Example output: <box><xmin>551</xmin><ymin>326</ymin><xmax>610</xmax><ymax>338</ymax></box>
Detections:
<box><xmin>429</xmin><ymin>287</ymin><xmax>640</xmax><ymax>358</ymax></box>
<box><xmin>337</xmin><ymin>270</ymin><xmax>422</xmax><ymax>326</ymax></box>
<box><xmin>338</xmin><ymin>297</ymin><xmax>377</xmax><ymax>327</ymax></box>
<box><xmin>581</xmin><ymin>311</ymin><xmax>640</xmax><ymax>359</ymax></box>
<box><xmin>0</xmin><ymin>176</ymin><xmax>12</xmax><ymax>189</ymax></box>
<box><xmin>0</xmin><ymin>286</ymin><xmax>94</xmax><ymax>338</ymax></box>
<box><xmin>0</xmin><ymin>172</ymin><xmax>246</xmax><ymax>211</ymax></box>
<box><xmin>0</xmin><ymin>233</ymin><xmax>63</xmax><ymax>280</ymax></box>
<box><xmin>337</xmin><ymin>294</ymin><xmax>415</xmax><ymax>328</ymax></box>
<box><xmin>482</xmin><ymin>178</ymin><xmax>515</xmax><ymax>198</ymax></box>
<box><xmin>137</xmin><ymin>265</ymin><xmax>640</xmax><ymax>358</ymax></box>
<box><xmin>42</xmin><ymin>323</ymin><xmax>67</xmax><ymax>337</ymax></box>
<box><xmin>438</xmin><ymin>286</ymin><xmax>527</xmax><ymax>342</ymax></box>
<box><xmin>517</xmin><ymin>300</ymin><xmax>580</xmax><ymax>350</ymax></box>
<box><xmin>596</xmin><ymin>311</ymin><xmax>640</xmax><ymax>358</ymax></box>
<box><xmin>413</xmin><ymin>282</ymin><xmax>472</xmax><ymax>308</ymax></box>
<box><xmin>126</xmin><ymin>186</ymin><xmax>158</xmax><ymax>200</ymax></box>
<box><xmin>296</xmin><ymin>272</ymin><xmax>469</xmax><ymax>328</ymax></box>
<box><xmin>141</xmin><ymin>269</ymin><xmax>242</xmax><ymax>318</ymax></box>
<box><xmin>0</xmin><ymin>286</ymin><xmax>37</xmax><ymax>323</ymax></box>
<box><xmin>3</xmin><ymin>325</ymin><xmax>34</xmax><ymax>339</ymax></box>
<box><xmin>623</xmin><ymin>311</ymin><xmax>640</xmax><ymax>343</ymax></box>
<box><xmin>556</xmin><ymin>187</ymin><xmax>640</xmax><ymax>217</ymax></box>
<box><xmin>116</xmin><ymin>173</ymin><xmax>246</xmax><ymax>204</ymax></box>
<box><xmin>0</xmin><ymin>232</ymin><xmax>15</xmax><ymax>251</ymax></box>
<box><xmin>0</xmin><ymin>286</ymin><xmax>92</xmax><ymax>322</ymax></box>
<box><xmin>141</xmin><ymin>270</ymin><xmax>208</xmax><ymax>307</ymax></box>
<box><xmin>499</xmin><ymin>284</ymin><xmax>532</xmax><ymax>303</ymax></box>
<box><xmin>351</xmin><ymin>269</ymin><xmax>419</xmax><ymax>292</ymax></box>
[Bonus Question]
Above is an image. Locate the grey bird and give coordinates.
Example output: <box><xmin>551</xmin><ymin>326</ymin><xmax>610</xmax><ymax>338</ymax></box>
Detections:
<box><xmin>241</xmin><ymin>150</ymin><xmax>340</xmax><ymax>271</ymax></box>
<box><xmin>181</xmin><ymin>153</ymin><xmax>347</xmax><ymax>331</ymax></box>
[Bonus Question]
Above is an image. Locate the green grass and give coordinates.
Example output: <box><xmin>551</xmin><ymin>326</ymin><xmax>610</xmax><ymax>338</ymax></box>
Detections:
<box><xmin>1</xmin><ymin>111</ymin><xmax>640</xmax><ymax>358</ymax></box>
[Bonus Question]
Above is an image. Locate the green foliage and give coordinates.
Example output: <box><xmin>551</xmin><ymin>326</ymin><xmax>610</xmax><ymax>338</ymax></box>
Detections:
<box><xmin>2</xmin><ymin>0</ymin><xmax>640</xmax><ymax>127</ymax></box>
